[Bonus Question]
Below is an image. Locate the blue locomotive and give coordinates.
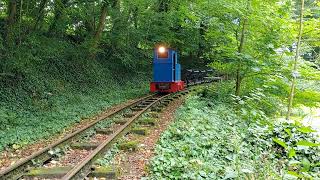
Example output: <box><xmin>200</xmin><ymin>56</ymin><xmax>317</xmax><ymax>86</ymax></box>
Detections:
<box><xmin>150</xmin><ymin>46</ymin><xmax>185</xmax><ymax>93</ymax></box>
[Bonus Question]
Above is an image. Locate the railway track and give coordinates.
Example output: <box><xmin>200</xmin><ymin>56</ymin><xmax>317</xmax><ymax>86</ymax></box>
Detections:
<box><xmin>0</xmin><ymin>89</ymin><xmax>191</xmax><ymax>180</ymax></box>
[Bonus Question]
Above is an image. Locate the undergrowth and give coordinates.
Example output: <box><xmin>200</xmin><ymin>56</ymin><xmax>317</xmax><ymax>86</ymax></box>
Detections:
<box><xmin>0</xmin><ymin>35</ymin><xmax>150</xmax><ymax>152</ymax></box>
<box><xmin>149</xmin><ymin>96</ymin><xmax>280</xmax><ymax>179</ymax></box>
<box><xmin>148</xmin><ymin>84</ymin><xmax>320</xmax><ymax>179</ymax></box>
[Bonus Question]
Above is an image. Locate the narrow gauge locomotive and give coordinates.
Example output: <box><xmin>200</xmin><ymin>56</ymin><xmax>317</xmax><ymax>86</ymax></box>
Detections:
<box><xmin>150</xmin><ymin>46</ymin><xmax>217</xmax><ymax>93</ymax></box>
<box><xmin>150</xmin><ymin>46</ymin><xmax>185</xmax><ymax>93</ymax></box>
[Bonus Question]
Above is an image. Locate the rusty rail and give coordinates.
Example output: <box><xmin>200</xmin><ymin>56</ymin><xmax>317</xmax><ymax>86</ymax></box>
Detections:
<box><xmin>1</xmin><ymin>84</ymin><xmax>203</xmax><ymax>180</ymax></box>
<box><xmin>0</xmin><ymin>94</ymin><xmax>155</xmax><ymax>180</ymax></box>
<box><xmin>61</xmin><ymin>92</ymin><xmax>176</xmax><ymax>179</ymax></box>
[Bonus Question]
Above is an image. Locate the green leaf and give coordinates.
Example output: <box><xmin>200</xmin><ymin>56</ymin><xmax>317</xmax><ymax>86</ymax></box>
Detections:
<box><xmin>287</xmin><ymin>171</ymin><xmax>302</xmax><ymax>178</ymax></box>
<box><xmin>312</xmin><ymin>162</ymin><xmax>320</xmax><ymax>167</ymax></box>
<box><xmin>288</xmin><ymin>148</ymin><xmax>296</xmax><ymax>158</ymax></box>
<box><xmin>224</xmin><ymin>170</ymin><xmax>237</xmax><ymax>179</ymax></box>
<box><xmin>241</xmin><ymin>168</ymin><xmax>253</xmax><ymax>173</ymax></box>
<box><xmin>273</xmin><ymin>138</ymin><xmax>287</xmax><ymax>149</ymax></box>
<box><xmin>12</xmin><ymin>144</ymin><xmax>21</xmax><ymax>150</ymax></box>
<box><xmin>288</xmin><ymin>160</ymin><xmax>301</xmax><ymax>166</ymax></box>
<box><xmin>284</xmin><ymin>128</ymin><xmax>292</xmax><ymax>137</ymax></box>
<box><xmin>301</xmin><ymin>158</ymin><xmax>311</xmax><ymax>172</ymax></box>
<box><xmin>296</xmin><ymin>140</ymin><xmax>320</xmax><ymax>147</ymax></box>
<box><xmin>297</xmin><ymin>127</ymin><xmax>316</xmax><ymax>133</ymax></box>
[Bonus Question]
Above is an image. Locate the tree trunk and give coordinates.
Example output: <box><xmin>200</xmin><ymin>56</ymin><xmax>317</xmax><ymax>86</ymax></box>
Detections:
<box><xmin>91</xmin><ymin>2</ymin><xmax>108</xmax><ymax>56</ymax></box>
<box><xmin>235</xmin><ymin>68</ymin><xmax>242</xmax><ymax>96</ymax></box>
<box><xmin>33</xmin><ymin>0</ymin><xmax>49</xmax><ymax>30</ymax></box>
<box><xmin>235</xmin><ymin>17</ymin><xmax>247</xmax><ymax>96</ymax></box>
<box><xmin>6</xmin><ymin>0</ymin><xmax>18</xmax><ymax>47</ymax></box>
<box><xmin>286</xmin><ymin>0</ymin><xmax>305</xmax><ymax>120</ymax></box>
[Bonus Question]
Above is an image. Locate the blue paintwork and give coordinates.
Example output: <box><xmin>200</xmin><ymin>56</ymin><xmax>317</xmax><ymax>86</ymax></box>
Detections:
<box><xmin>153</xmin><ymin>48</ymin><xmax>182</xmax><ymax>82</ymax></box>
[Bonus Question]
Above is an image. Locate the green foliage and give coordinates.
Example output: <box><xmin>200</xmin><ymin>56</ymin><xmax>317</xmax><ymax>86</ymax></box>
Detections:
<box><xmin>198</xmin><ymin>82</ymin><xmax>284</xmax><ymax>118</ymax></box>
<box><xmin>207</xmin><ymin>0</ymin><xmax>295</xmax><ymax>77</ymax></box>
<box><xmin>273</xmin><ymin>138</ymin><xmax>288</xmax><ymax>149</ymax></box>
<box><xmin>0</xmin><ymin>0</ymin><xmax>319</xmax><ymax>164</ymax></box>
<box><xmin>294</xmin><ymin>89</ymin><xmax>320</xmax><ymax>107</ymax></box>
<box><xmin>149</xmin><ymin>96</ymin><xmax>279</xmax><ymax>179</ymax></box>
<box><xmin>269</xmin><ymin>122</ymin><xmax>320</xmax><ymax>178</ymax></box>
<box><xmin>0</xmin><ymin>35</ymin><xmax>149</xmax><ymax>152</ymax></box>
<box><xmin>148</xmin><ymin>95</ymin><xmax>320</xmax><ymax>179</ymax></box>
<box><xmin>200</xmin><ymin>80</ymin><xmax>320</xmax><ymax>177</ymax></box>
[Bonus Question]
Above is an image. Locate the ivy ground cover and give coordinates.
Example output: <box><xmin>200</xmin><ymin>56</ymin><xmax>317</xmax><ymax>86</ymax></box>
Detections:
<box><xmin>148</xmin><ymin>95</ymin><xmax>320</xmax><ymax>179</ymax></box>
<box><xmin>0</xmin><ymin>75</ymin><xmax>149</xmax><ymax>152</ymax></box>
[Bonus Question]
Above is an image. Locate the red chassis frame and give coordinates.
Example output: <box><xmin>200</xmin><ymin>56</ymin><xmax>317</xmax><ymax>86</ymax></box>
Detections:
<box><xmin>150</xmin><ymin>81</ymin><xmax>185</xmax><ymax>93</ymax></box>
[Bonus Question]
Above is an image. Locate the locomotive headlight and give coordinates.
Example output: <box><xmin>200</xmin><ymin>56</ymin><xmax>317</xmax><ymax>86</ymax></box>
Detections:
<box><xmin>158</xmin><ymin>46</ymin><xmax>166</xmax><ymax>53</ymax></box>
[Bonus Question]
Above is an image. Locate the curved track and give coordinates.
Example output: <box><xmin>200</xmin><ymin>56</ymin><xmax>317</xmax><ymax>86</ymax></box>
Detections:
<box><xmin>0</xmin><ymin>90</ymin><xmax>191</xmax><ymax>180</ymax></box>
<box><xmin>0</xmin><ymin>94</ymin><xmax>155</xmax><ymax>180</ymax></box>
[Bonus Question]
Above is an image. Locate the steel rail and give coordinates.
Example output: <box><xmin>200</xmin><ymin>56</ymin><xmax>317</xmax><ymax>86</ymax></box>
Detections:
<box><xmin>0</xmin><ymin>94</ymin><xmax>155</xmax><ymax>180</ymax></box>
<box><xmin>61</xmin><ymin>91</ymin><xmax>187</xmax><ymax>180</ymax></box>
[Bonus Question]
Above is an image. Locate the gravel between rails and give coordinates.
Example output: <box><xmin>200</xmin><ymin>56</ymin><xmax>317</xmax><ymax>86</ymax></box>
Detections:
<box><xmin>114</xmin><ymin>98</ymin><xmax>185</xmax><ymax>180</ymax></box>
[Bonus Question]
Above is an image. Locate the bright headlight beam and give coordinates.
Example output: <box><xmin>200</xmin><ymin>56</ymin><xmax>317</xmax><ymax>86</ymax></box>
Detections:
<box><xmin>158</xmin><ymin>46</ymin><xmax>166</xmax><ymax>53</ymax></box>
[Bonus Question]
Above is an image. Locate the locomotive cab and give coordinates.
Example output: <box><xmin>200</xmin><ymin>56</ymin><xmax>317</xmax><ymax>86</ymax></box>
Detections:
<box><xmin>150</xmin><ymin>47</ymin><xmax>185</xmax><ymax>93</ymax></box>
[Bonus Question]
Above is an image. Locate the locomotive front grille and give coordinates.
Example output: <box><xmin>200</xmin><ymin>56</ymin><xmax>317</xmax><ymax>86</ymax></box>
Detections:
<box><xmin>156</xmin><ymin>83</ymin><xmax>171</xmax><ymax>90</ymax></box>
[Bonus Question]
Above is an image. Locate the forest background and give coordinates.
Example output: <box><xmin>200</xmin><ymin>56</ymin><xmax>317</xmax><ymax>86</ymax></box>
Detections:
<box><xmin>0</xmin><ymin>0</ymin><xmax>320</xmax><ymax>177</ymax></box>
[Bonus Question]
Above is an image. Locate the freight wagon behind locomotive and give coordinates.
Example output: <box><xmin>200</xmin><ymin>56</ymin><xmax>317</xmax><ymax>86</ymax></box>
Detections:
<box><xmin>150</xmin><ymin>47</ymin><xmax>185</xmax><ymax>93</ymax></box>
<box><xmin>183</xmin><ymin>69</ymin><xmax>215</xmax><ymax>85</ymax></box>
